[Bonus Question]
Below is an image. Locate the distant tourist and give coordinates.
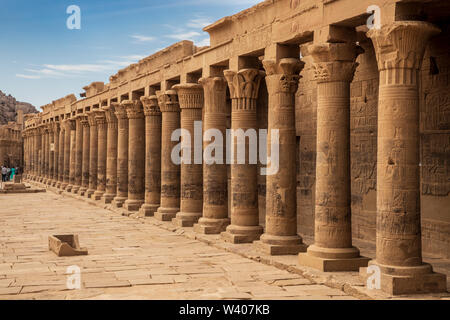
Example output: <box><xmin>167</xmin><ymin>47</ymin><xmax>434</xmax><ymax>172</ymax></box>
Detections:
<box><xmin>1</xmin><ymin>166</ymin><xmax>7</xmax><ymax>182</ymax></box>
<box><xmin>10</xmin><ymin>167</ymin><xmax>16</xmax><ymax>181</ymax></box>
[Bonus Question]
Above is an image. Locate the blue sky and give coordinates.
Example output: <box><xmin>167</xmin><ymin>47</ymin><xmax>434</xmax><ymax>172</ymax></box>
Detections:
<box><xmin>0</xmin><ymin>0</ymin><xmax>261</xmax><ymax>109</ymax></box>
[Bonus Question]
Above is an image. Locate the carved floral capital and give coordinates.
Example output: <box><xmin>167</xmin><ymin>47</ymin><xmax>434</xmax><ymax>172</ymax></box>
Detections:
<box><xmin>367</xmin><ymin>21</ymin><xmax>440</xmax><ymax>72</ymax></box>
<box><xmin>263</xmin><ymin>58</ymin><xmax>304</xmax><ymax>94</ymax></box>
<box><xmin>140</xmin><ymin>95</ymin><xmax>161</xmax><ymax>116</ymax></box>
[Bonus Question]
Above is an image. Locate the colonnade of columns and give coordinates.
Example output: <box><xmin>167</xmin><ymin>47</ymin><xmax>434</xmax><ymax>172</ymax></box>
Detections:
<box><xmin>22</xmin><ymin>21</ymin><xmax>446</xmax><ymax>295</ymax></box>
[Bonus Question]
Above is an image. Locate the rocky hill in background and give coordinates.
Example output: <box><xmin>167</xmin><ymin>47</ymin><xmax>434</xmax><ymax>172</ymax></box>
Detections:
<box><xmin>0</xmin><ymin>90</ymin><xmax>38</xmax><ymax>125</ymax></box>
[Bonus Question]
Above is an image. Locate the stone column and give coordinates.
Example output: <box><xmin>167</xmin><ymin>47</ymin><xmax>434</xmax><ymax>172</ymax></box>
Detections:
<box><xmin>255</xmin><ymin>58</ymin><xmax>308</xmax><ymax>255</ymax></box>
<box><xmin>101</xmin><ymin>103</ymin><xmax>118</xmax><ymax>204</ymax></box>
<box><xmin>123</xmin><ymin>100</ymin><xmax>145</xmax><ymax>211</ymax></box>
<box><xmin>221</xmin><ymin>69</ymin><xmax>264</xmax><ymax>243</ymax></box>
<box><xmin>52</xmin><ymin>123</ymin><xmax>59</xmax><ymax>186</ymax></box>
<box><xmin>172</xmin><ymin>84</ymin><xmax>204</xmax><ymax>227</ymax></box>
<box><xmin>112</xmin><ymin>102</ymin><xmax>129</xmax><ymax>208</ymax></box>
<box><xmin>66</xmin><ymin>119</ymin><xmax>76</xmax><ymax>192</ymax></box>
<box><xmin>93</xmin><ymin>110</ymin><xmax>107</xmax><ymax>201</ymax></box>
<box><xmin>79</xmin><ymin>116</ymin><xmax>90</xmax><ymax>196</ymax></box>
<box><xmin>298</xmin><ymin>42</ymin><xmax>369</xmax><ymax>271</ymax></box>
<box><xmin>47</xmin><ymin>124</ymin><xmax>54</xmax><ymax>185</ymax></box>
<box><xmin>155</xmin><ymin>90</ymin><xmax>181</xmax><ymax>221</ymax></box>
<box><xmin>86</xmin><ymin>112</ymin><xmax>98</xmax><ymax>198</ymax></box>
<box><xmin>72</xmin><ymin>116</ymin><xmax>83</xmax><ymax>194</ymax></box>
<box><xmin>194</xmin><ymin>77</ymin><xmax>230</xmax><ymax>234</ymax></box>
<box><xmin>43</xmin><ymin>126</ymin><xmax>49</xmax><ymax>183</ymax></box>
<box><xmin>38</xmin><ymin>126</ymin><xmax>44</xmax><ymax>182</ymax></box>
<box><xmin>57</xmin><ymin>123</ymin><xmax>65</xmax><ymax>188</ymax></box>
<box><xmin>139</xmin><ymin>96</ymin><xmax>161</xmax><ymax>216</ymax></box>
<box><xmin>32</xmin><ymin>129</ymin><xmax>38</xmax><ymax>180</ymax></box>
<box><xmin>62</xmin><ymin>120</ymin><xmax>72</xmax><ymax>190</ymax></box>
<box><xmin>361</xmin><ymin>21</ymin><xmax>446</xmax><ymax>295</ymax></box>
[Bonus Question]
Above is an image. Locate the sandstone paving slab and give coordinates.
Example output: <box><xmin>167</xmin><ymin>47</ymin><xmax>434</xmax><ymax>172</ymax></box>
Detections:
<box><xmin>0</xmin><ymin>192</ymin><xmax>364</xmax><ymax>300</ymax></box>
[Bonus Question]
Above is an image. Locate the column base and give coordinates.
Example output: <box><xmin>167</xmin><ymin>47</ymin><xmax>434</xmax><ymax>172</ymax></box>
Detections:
<box><xmin>56</xmin><ymin>181</ymin><xmax>62</xmax><ymax>188</ymax></box>
<box><xmin>193</xmin><ymin>217</ymin><xmax>230</xmax><ymax>234</ymax></box>
<box><xmin>66</xmin><ymin>184</ymin><xmax>74</xmax><ymax>193</ymax></box>
<box><xmin>138</xmin><ymin>204</ymin><xmax>159</xmax><ymax>217</ymax></box>
<box><xmin>78</xmin><ymin>187</ymin><xmax>87</xmax><ymax>196</ymax></box>
<box><xmin>255</xmin><ymin>234</ymin><xmax>308</xmax><ymax>255</ymax></box>
<box><xmin>101</xmin><ymin>193</ymin><xmax>116</xmax><ymax>204</ymax></box>
<box><xmin>112</xmin><ymin>196</ymin><xmax>127</xmax><ymax>208</ymax></box>
<box><xmin>93</xmin><ymin>191</ymin><xmax>105</xmax><ymax>201</ymax></box>
<box><xmin>172</xmin><ymin>211</ymin><xmax>202</xmax><ymax>227</ymax></box>
<box><xmin>51</xmin><ymin>180</ymin><xmax>57</xmax><ymax>187</ymax></box>
<box><xmin>85</xmin><ymin>189</ymin><xmax>95</xmax><ymax>198</ymax></box>
<box><xmin>61</xmin><ymin>183</ymin><xmax>68</xmax><ymax>190</ymax></box>
<box><xmin>360</xmin><ymin>260</ymin><xmax>447</xmax><ymax>295</ymax></box>
<box><xmin>298</xmin><ymin>245</ymin><xmax>370</xmax><ymax>272</ymax></box>
<box><xmin>221</xmin><ymin>225</ymin><xmax>264</xmax><ymax>244</ymax></box>
<box><xmin>72</xmin><ymin>185</ymin><xmax>81</xmax><ymax>194</ymax></box>
<box><xmin>155</xmin><ymin>207</ymin><xmax>179</xmax><ymax>221</ymax></box>
<box><xmin>124</xmin><ymin>199</ymin><xmax>144</xmax><ymax>211</ymax></box>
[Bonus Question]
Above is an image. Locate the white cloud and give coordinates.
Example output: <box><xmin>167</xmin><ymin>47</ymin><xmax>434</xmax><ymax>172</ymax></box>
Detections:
<box><xmin>196</xmin><ymin>38</ymin><xmax>210</xmax><ymax>47</ymax></box>
<box><xmin>167</xmin><ymin>31</ymin><xmax>201</xmax><ymax>41</ymax></box>
<box><xmin>186</xmin><ymin>17</ymin><xmax>213</xmax><ymax>29</ymax></box>
<box><xmin>16</xmin><ymin>74</ymin><xmax>41</xmax><ymax>79</ymax></box>
<box><xmin>131</xmin><ymin>35</ymin><xmax>155</xmax><ymax>42</ymax></box>
<box><xmin>14</xmin><ymin>55</ymin><xmax>147</xmax><ymax>80</ymax></box>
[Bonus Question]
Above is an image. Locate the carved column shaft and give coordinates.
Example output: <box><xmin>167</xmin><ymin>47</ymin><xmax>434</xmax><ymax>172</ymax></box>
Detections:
<box><xmin>93</xmin><ymin>111</ymin><xmax>107</xmax><ymax>200</ymax></box>
<box><xmin>52</xmin><ymin>124</ymin><xmax>59</xmax><ymax>185</ymax></box>
<box><xmin>222</xmin><ymin>68</ymin><xmax>265</xmax><ymax>244</ymax></box>
<box><xmin>62</xmin><ymin>121</ymin><xmax>72</xmax><ymax>189</ymax></box>
<box><xmin>43</xmin><ymin>127</ymin><xmax>49</xmax><ymax>181</ymax></box>
<box><xmin>172</xmin><ymin>84</ymin><xmax>204</xmax><ymax>227</ymax></box>
<box><xmin>139</xmin><ymin>96</ymin><xmax>161</xmax><ymax>216</ymax></box>
<box><xmin>299</xmin><ymin>42</ymin><xmax>369</xmax><ymax>271</ymax></box>
<box><xmin>155</xmin><ymin>90</ymin><xmax>181</xmax><ymax>221</ymax></box>
<box><xmin>363</xmin><ymin>21</ymin><xmax>446</xmax><ymax>295</ymax></box>
<box><xmin>38</xmin><ymin>127</ymin><xmax>44</xmax><ymax>180</ymax></box>
<box><xmin>102</xmin><ymin>104</ymin><xmax>118</xmax><ymax>203</ymax></box>
<box><xmin>73</xmin><ymin>117</ymin><xmax>83</xmax><ymax>193</ymax></box>
<box><xmin>79</xmin><ymin>117</ymin><xmax>90</xmax><ymax>195</ymax></box>
<box><xmin>67</xmin><ymin>120</ymin><xmax>77</xmax><ymax>192</ymax></box>
<box><xmin>57</xmin><ymin>125</ymin><xmax>65</xmax><ymax>186</ymax></box>
<box><xmin>47</xmin><ymin>126</ymin><xmax>54</xmax><ymax>183</ymax></box>
<box><xmin>86</xmin><ymin>112</ymin><xmax>98</xmax><ymax>197</ymax></box>
<box><xmin>123</xmin><ymin>100</ymin><xmax>145</xmax><ymax>211</ymax></box>
<box><xmin>194</xmin><ymin>77</ymin><xmax>230</xmax><ymax>234</ymax></box>
<box><xmin>258</xmin><ymin>58</ymin><xmax>307</xmax><ymax>255</ymax></box>
<box><xmin>112</xmin><ymin>103</ymin><xmax>129</xmax><ymax>208</ymax></box>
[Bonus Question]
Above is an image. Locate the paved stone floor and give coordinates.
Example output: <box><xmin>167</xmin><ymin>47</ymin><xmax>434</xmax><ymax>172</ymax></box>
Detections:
<box><xmin>0</xmin><ymin>192</ymin><xmax>358</xmax><ymax>300</ymax></box>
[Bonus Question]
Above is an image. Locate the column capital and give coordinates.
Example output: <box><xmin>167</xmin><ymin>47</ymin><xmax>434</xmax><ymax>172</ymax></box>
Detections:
<box><xmin>79</xmin><ymin>115</ymin><xmax>89</xmax><ymax>127</ymax></box>
<box><xmin>156</xmin><ymin>90</ymin><xmax>180</xmax><ymax>113</ymax></box>
<box><xmin>262</xmin><ymin>58</ymin><xmax>304</xmax><ymax>94</ymax></box>
<box><xmin>51</xmin><ymin>122</ymin><xmax>60</xmax><ymax>132</ymax></box>
<box><xmin>172</xmin><ymin>83</ymin><xmax>204</xmax><ymax>110</ymax></box>
<box><xmin>115</xmin><ymin>102</ymin><xmax>129</xmax><ymax>120</ymax></box>
<box><xmin>140</xmin><ymin>95</ymin><xmax>161</xmax><ymax>116</ymax></box>
<box><xmin>86</xmin><ymin>112</ymin><xmax>98</xmax><ymax>127</ymax></box>
<box><xmin>103</xmin><ymin>103</ymin><xmax>118</xmax><ymax>124</ymax></box>
<box><xmin>223</xmin><ymin>68</ymin><xmax>265</xmax><ymax>100</ymax></box>
<box><xmin>93</xmin><ymin>110</ymin><xmax>107</xmax><ymax>126</ymax></box>
<box><xmin>308</xmin><ymin>42</ymin><xmax>362</xmax><ymax>83</ymax></box>
<box><xmin>367</xmin><ymin>21</ymin><xmax>440</xmax><ymax>72</ymax></box>
<box><xmin>199</xmin><ymin>76</ymin><xmax>228</xmax><ymax>93</ymax></box>
<box><xmin>122</xmin><ymin>100</ymin><xmax>144</xmax><ymax>119</ymax></box>
<box><xmin>63</xmin><ymin>118</ymin><xmax>76</xmax><ymax>130</ymax></box>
